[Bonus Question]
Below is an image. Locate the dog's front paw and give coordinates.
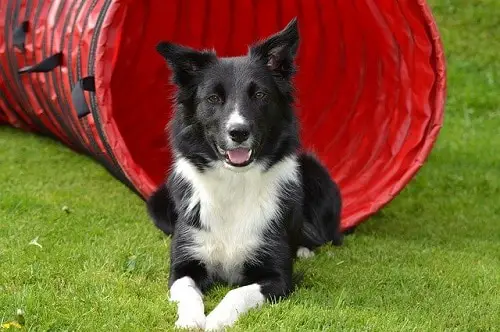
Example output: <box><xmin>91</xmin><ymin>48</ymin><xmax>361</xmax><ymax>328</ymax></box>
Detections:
<box><xmin>205</xmin><ymin>307</ymin><xmax>237</xmax><ymax>331</ymax></box>
<box><xmin>297</xmin><ymin>246</ymin><xmax>315</xmax><ymax>258</ymax></box>
<box><xmin>175</xmin><ymin>313</ymin><xmax>206</xmax><ymax>330</ymax></box>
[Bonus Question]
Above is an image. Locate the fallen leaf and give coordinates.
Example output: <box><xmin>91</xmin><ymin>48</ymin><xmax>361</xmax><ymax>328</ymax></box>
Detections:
<box><xmin>1</xmin><ymin>321</ymin><xmax>22</xmax><ymax>329</ymax></box>
<box><xmin>28</xmin><ymin>236</ymin><xmax>42</xmax><ymax>249</ymax></box>
<box><xmin>125</xmin><ymin>255</ymin><xmax>137</xmax><ymax>273</ymax></box>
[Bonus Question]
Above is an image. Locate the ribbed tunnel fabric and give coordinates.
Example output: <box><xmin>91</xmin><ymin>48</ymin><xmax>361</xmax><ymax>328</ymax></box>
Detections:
<box><xmin>0</xmin><ymin>0</ymin><xmax>446</xmax><ymax>230</ymax></box>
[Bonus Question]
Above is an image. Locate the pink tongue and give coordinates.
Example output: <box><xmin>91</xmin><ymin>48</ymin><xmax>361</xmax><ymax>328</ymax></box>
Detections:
<box><xmin>226</xmin><ymin>148</ymin><xmax>251</xmax><ymax>165</ymax></box>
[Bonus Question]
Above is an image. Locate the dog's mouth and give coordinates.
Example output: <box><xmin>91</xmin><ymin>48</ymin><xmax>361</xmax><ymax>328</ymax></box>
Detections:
<box><xmin>216</xmin><ymin>146</ymin><xmax>254</xmax><ymax>167</ymax></box>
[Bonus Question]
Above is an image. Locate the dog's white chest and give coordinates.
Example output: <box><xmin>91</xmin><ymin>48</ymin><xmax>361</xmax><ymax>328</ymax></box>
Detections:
<box><xmin>191</xmin><ymin>224</ymin><xmax>263</xmax><ymax>283</ymax></box>
<box><xmin>174</xmin><ymin>157</ymin><xmax>299</xmax><ymax>282</ymax></box>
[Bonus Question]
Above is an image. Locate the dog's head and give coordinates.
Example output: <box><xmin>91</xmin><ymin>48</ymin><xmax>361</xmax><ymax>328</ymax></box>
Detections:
<box><xmin>157</xmin><ymin>18</ymin><xmax>300</xmax><ymax>171</ymax></box>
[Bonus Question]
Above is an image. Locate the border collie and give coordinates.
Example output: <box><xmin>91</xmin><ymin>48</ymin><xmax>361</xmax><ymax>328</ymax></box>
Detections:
<box><xmin>147</xmin><ymin>18</ymin><xmax>343</xmax><ymax>331</ymax></box>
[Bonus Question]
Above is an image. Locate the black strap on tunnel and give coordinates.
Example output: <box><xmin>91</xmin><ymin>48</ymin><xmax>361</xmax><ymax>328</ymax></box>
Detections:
<box><xmin>18</xmin><ymin>52</ymin><xmax>63</xmax><ymax>74</ymax></box>
<box><xmin>71</xmin><ymin>76</ymin><xmax>95</xmax><ymax>118</ymax></box>
<box><xmin>13</xmin><ymin>21</ymin><xmax>29</xmax><ymax>52</ymax></box>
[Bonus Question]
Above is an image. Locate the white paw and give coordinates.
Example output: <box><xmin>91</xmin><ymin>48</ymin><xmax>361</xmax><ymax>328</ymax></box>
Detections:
<box><xmin>205</xmin><ymin>307</ymin><xmax>237</xmax><ymax>331</ymax></box>
<box><xmin>205</xmin><ymin>284</ymin><xmax>264</xmax><ymax>331</ymax></box>
<box><xmin>175</xmin><ymin>312</ymin><xmax>206</xmax><ymax>330</ymax></box>
<box><xmin>297</xmin><ymin>246</ymin><xmax>315</xmax><ymax>258</ymax></box>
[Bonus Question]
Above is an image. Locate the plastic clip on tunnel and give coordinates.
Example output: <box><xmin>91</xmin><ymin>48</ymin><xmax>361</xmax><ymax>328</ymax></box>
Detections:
<box><xmin>0</xmin><ymin>0</ymin><xmax>446</xmax><ymax>231</ymax></box>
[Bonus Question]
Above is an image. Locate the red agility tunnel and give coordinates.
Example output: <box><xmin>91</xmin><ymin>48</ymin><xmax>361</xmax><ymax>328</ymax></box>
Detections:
<box><xmin>0</xmin><ymin>0</ymin><xmax>446</xmax><ymax>231</ymax></box>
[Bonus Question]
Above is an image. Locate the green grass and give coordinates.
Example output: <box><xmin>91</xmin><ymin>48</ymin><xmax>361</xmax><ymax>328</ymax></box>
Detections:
<box><xmin>1</xmin><ymin>1</ymin><xmax>500</xmax><ymax>331</ymax></box>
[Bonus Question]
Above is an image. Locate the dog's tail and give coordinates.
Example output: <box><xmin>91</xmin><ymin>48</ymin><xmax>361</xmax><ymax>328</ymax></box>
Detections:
<box><xmin>299</xmin><ymin>153</ymin><xmax>344</xmax><ymax>248</ymax></box>
<box><xmin>146</xmin><ymin>183</ymin><xmax>177</xmax><ymax>236</ymax></box>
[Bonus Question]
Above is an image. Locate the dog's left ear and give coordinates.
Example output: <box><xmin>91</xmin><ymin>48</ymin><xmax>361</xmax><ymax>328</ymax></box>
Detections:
<box><xmin>156</xmin><ymin>41</ymin><xmax>216</xmax><ymax>86</ymax></box>
<box><xmin>249</xmin><ymin>17</ymin><xmax>299</xmax><ymax>79</ymax></box>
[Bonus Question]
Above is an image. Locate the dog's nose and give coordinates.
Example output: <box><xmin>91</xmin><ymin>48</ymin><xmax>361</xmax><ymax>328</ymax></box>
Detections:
<box><xmin>228</xmin><ymin>124</ymin><xmax>250</xmax><ymax>143</ymax></box>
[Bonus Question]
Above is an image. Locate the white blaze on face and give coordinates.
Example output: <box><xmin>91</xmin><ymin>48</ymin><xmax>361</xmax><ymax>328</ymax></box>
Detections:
<box><xmin>226</xmin><ymin>104</ymin><xmax>247</xmax><ymax>129</ymax></box>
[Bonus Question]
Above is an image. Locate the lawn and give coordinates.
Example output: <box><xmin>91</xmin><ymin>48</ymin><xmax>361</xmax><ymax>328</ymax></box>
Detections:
<box><xmin>1</xmin><ymin>0</ymin><xmax>499</xmax><ymax>331</ymax></box>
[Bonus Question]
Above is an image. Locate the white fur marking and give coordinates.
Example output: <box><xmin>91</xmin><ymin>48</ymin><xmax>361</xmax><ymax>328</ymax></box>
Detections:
<box><xmin>205</xmin><ymin>284</ymin><xmax>265</xmax><ymax>331</ymax></box>
<box><xmin>297</xmin><ymin>246</ymin><xmax>315</xmax><ymax>258</ymax></box>
<box><xmin>226</xmin><ymin>106</ymin><xmax>247</xmax><ymax>128</ymax></box>
<box><xmin>174</xmin><ymin>156</ymin><xmax>300</xmax><ymax>283</ymax></box>
<box><xmin>169</xmin><ymin>277</ymin><xmax>206</xmax><ymax>329</ymax></box>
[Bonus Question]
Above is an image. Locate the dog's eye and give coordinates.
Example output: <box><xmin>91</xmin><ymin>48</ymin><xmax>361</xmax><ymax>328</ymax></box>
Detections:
<box><xmin>207</xmin><ymin>94</ymin><xmax>222</xmax><ymax>104</ymax></box>
<box><xmin>254</xmin><ymin>91</ymin><xmax>266</xmax><ymax>99</ymax></box>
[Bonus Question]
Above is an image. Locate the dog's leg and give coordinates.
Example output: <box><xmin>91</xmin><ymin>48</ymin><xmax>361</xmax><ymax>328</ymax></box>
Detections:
<box><xmin>146</xmin><ymin>183</ymin><xmax>177</xmax><ymax>236</ymax></box>
<box><xmin>206</xmin><ymin>258</ymin><xmax>293</xmax><ymax>331</ymax></box>
<box><xmin>205</xmin><ymin>283</ymin><xmax>265</xmax><ymax>331</ymax></box>
<box><xmin>168</xmin><ymin>228</ymin><xmax>211</xmax><ymax>329</ymax></box>
<box><xmin>299</xmin><ymin>153</ymin><xmax>343</xmax><ymax>248</ymax></box>
<box><xmin>169</xmin><ymin>276</ymin><xmax>206</xmax><ymax>329</ymax></box>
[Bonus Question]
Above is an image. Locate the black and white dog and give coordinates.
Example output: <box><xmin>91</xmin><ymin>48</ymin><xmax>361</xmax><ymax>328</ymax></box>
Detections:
<box><xmin>147</xmin><ymin>18</ymin><xmax>343</xmax><ymax>331</ymax></box>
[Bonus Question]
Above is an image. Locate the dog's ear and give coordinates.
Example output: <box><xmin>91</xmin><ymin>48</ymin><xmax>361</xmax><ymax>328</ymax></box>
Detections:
<box><xmin>249</xmin><ymin>17</ymin><xmax>299</xmax><ymax>79</ymax></box>
<box><xmin>156</xmin><ymin>41</ymin><xmax>216</xmax><ymax>86</ymax></box>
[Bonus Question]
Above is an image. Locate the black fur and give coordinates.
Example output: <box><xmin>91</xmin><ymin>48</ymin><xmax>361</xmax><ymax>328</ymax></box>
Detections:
<box><xmin>299</xmin><ymin>153</ymin><xmax>344</xmax><ymax>248</ymax></box>
<box><xmin>147</xmin><ymin>17</ymin><xmax>342</xmax><ymax>307</ymax></box>
<box><xmin>146</xmin><ymin>183</ymin><xmax>177</xmax><ymax>235</ymax></box>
